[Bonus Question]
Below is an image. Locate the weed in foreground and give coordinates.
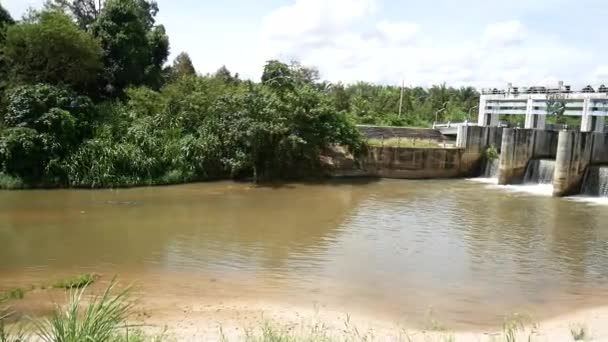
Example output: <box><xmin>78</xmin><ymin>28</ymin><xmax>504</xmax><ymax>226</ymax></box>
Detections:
<box><xmin>570</xmin><ymin>323</ymin><xmax>588</xmax><ymax>341</ymax></box>
<box><xmin>0</xmin><ymin>311</ymin><xmax>26</xmax><ymax>342</ymax></box>
<box><xmin>0</xmin><ymin>289</ymin><xmax>25</xmax><ymax>302</ymax></box>
<box><xmin>36</xmin><ymin>280</ymin><xmax>131</xmax><ymax>342</ymax></box>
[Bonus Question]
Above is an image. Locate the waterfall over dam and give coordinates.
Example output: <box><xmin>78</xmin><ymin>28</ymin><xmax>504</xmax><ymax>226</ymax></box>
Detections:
<box><xmin>481</xmin><ymin>158</ymin><xmax>499</xmax><ymax>178</ymax></box>
<box><xmin>524</xmin><ymin>159</ymin><xmax>556</xmax><ymax>185</ymax></box>
<box><xmin>581</xmin><ymin>166</ymin><xmax>608</xmax><ymax>197</ymax></box>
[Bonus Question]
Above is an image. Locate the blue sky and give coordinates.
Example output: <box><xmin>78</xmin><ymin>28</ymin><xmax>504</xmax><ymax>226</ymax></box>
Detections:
<box><xmin>3</xmin><ymin>0</ymin><xmax>608</xmax><ymax>88</ymax></box>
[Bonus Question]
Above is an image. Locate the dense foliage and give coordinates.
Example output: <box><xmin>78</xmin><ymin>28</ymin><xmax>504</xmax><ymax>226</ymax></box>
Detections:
<box><xmin>0</xmin><ymin>0</ymin><xmax>480</xmax><ymax>189</ymax></box>
<box><xmin>4</xmin><ymin>11</ymin><xmax>102</xmax><ymax>92</ymax></box>
<box><xmin>330</xmin><ymin>82</ymin><xmax>479</xmax><ymax>127</ymax></box>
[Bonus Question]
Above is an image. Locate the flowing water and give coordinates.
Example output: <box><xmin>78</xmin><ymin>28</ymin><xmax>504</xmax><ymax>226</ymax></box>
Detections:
<box><xmin>524</xmin><ymin>159</ymin><xmax>556</xmax><ymax>185</ymax></box>
<box><xmin>1</xmin><ymin>180</ymin><xmax>608</xmax><ymax>329</ymax></box>
<box><xmin>582</xmin><ymin>166</ymin><xmax>608</xmax><ymax>198</ymax></box>
<box><xmin>480</xmin><ymin>158</ymin><xmax>499</xmax><ymax>178</ymax></box>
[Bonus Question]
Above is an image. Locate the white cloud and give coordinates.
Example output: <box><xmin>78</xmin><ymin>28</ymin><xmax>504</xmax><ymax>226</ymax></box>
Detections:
<box><xmin>482</xmin><ymin>20</ymin><xmax>527</xmax><ymax>47</ymax></box>
<box><xmin>261</xmin><ymin>0</ymin><xmax>376</xmax><ymax>51</ymax></box>
<box><xmin>375</xmin><ymin>20</ymin><xmax>419</xmax><ymax>45</ymax></box>
<box><xmin>593</xmin><ymin>66</ymin><xmax>608</xmax><ymax>81</ymax></box>
<box><xmin>257</xmin><ymin>0</ymin><xmax>595</xmax><ymax>88</ymax></box>
<box><xmin>4</xmin><ymin>0</ymin><xmax>605</xmax><ymax>88</ymax></box>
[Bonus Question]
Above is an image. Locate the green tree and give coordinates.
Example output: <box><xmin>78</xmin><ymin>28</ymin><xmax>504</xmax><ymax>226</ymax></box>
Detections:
<box><xmin>289</xmin><ymin>60</ymin><xmax>320</xmax><ymax>85</ymax></box>
<box><xmin>0</xmin><ymin>3</ymin><xmax>15</xmax><ymax>94</ymax></box>
<box><xmin>1</xmin><ymin>84</ymin><xmax>95</xmax><ymax>183</ymax></box>
<box><xmin>214</xmin><ymin>65</ymin><xmax>239</xmax><ymax>85</ymax></box>
<box><xmin>4</xmin><ymin>11</ymin><xmax>102</xmax><ymax>91</ymax></box>
<box><xmin>0</xmin><ymin>3</ymin><xmax>14</xmax><ymax>27</ymax></box>
<box><xmin>45</xmin><ymin>0</ymin><xmax>105</xmax><ymax>29</ymax></box>
<box><xmin>172</xmin><ymin>52</ymin><xmax>196</xmax><ymax>78</ymax></box>
<box><xmin>91</xmin><ymin>0</ymin><xmax>169</xmax><ymax>95</ymax></box>
<box><xmin>261</xmin><ymin>60</ymin><xmax>293</xmax><ymax>91</ymax></box>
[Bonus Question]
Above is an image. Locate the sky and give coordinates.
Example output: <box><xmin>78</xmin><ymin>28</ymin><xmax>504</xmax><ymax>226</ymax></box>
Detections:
<box><xmin>3</xmin><ymin>0</ymin><xmax>608</xmax><ymax>88</ymax></box>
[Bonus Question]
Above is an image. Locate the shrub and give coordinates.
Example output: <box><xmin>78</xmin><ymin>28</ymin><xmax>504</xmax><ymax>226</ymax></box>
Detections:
<box><xmin>36</xmin><ymin>281</ymin><xmax>131</xmax><ymax>342</ymax></box>
<box><xmin>53</xmin><ymin>274</ymin><xmax>98</xmax><ymax>289</ymax></box>
<box><xmin>484</xmin><ymin>145</ymin><xmax>499</xmax><ymax>161</ymax></box>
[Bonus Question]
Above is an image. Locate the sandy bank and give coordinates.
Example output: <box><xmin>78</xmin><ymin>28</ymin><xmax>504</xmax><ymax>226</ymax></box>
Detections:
<box><xmin>132</xmin><ymin>299</ymin><xmax>608</xmax><ymax>341</ymax></box>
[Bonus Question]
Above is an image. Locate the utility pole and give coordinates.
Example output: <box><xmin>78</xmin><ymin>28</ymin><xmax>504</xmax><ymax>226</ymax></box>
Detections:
<box><xmin>398</xmin><ymin>80</ymin><xmax>405</xmax><ymax>118</ymax></box>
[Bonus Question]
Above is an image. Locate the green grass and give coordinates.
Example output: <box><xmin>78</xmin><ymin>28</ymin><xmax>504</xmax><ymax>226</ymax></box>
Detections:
<box><xmin>366</xmin><ymin>138</ymin><xmax>443</xmax><ymax>148</ymax></box>
<box><xmin>36</xmin><ymin>280</ymin><xmax>132</xmax><ymax>342</ymax></box>
<box><xmin>243</xmin><ymin>322</ymin><xmax>332</xmax><ymax>342</ymax></box>
<box><xmin>52</xmin><ymin>273</ymin><xmax>98</xmax><ymax>289</ymax></box>
<box><xmin>1</xmin><ymin>281</ymin><xmax>165</xmax><ymax>342</ymax></box>
<box><xmin>0</xmin><ymin>288</ymin><xmax>26</xmax><ymax>302</ymax></box>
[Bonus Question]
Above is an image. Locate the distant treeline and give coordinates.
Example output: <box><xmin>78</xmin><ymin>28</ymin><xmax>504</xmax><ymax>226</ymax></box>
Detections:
<box><xmin>0</xmin><ymin>0</ymin><xmax>479</xmax><ymax>189</ymax></box>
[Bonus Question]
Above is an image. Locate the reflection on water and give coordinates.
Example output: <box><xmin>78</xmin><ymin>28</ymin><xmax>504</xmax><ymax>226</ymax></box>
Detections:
<box><xmin>1</xmin><ymin>180</ymin><xmax>608</xmax><ymax>328</ymax></box>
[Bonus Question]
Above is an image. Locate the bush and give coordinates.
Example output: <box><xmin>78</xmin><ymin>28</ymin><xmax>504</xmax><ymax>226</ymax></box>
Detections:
<box><xmin>0</xmin><ymin>173</ymin><xmax>24</xmax><ymax>189</ymax></box>
<box><xmin>4</xmin><ymin>11</ymin><xmax>102</xmax><ymax>91</ymax></box>
<box><xmin>0</xmin><ymin>128</ymin><xmax>48</xmax><ymax>181</ymax></box>
<box><xmin>484</xmin><ymin>145</ymin><xmax>499</xmax><ymax>161</ymax></box>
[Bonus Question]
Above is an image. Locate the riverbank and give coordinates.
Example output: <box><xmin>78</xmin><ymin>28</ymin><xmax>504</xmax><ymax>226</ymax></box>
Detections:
<box><xmin>4</xmin><ymin>270</ymin><xmax>608</xmax><ymax>341</ymax></box>
<box><xmin>6</xmin><ymin>287</ymin><xmax>608</xmax><ymax>341</ymax></box>
<box><xmin>137</xmin><ymin>302</ymin><xmax>608</xmax><ymax>341</ymax></box>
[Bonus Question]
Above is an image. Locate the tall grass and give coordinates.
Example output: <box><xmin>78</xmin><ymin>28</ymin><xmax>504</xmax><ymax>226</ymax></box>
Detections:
<box><xmin>0</xmin><ymin>311</ymin><xmax>26</xmax><ymax>342</ymax></box>
<box><xmin>52</xmin><ymin>274</ymin><xmax>98</xmax><ymax>290</ymax></box>
<box><xmin>0</xmin><ymin>289</ymin><xmax>25</xmax><ymax>302</ymax></box>
<box><xmin>35</xmin><ymin>281</ymin><xmax>132</xmax><ymax>342</ymax></box>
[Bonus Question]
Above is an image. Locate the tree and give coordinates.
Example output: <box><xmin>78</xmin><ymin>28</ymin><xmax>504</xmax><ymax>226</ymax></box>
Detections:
<box><xmin>0</xmin><ymin>3</ymin><xmax>14</xmax><ymax>27</ymax></box>
<box><xmin>1</xmin><ymin>84</ymin><xmax>95</xmax><ymax>183</ymax></box>
<box><xmin>261</xmin><ymin>60</ymin><xmax>293</xmax><ymax>91</ymax></box>
<box><xmin>289</xmin><ymin>60</ymin><xmax>320</xmax><ymax>85</ymax></box>
<box><xmin>4</xmin><ymin>11</ymin><xmax>102</xmax><ymax>91</ymax></box>
<box><xmin>214</xmin><ymin>65</ymin><xmax>239</xmax><ymax>85</ymax></box>
<box><xmin>546</xmin><ymin>93</ymin><xmax>567</xmax><ymax>125</ymax></box>
<box><xmin>172</xmin><ymin>52</ymin><xmax>196</xmax><ymax>78</ymax></box>
<box><xmin>91</xmin><ymin>0</ymin><xmax>169</xmax><ymax>95</ymax></box>
<box><xmin>0</xmin><ymin>3</ymin><xmax>15</xmax><ymax>93</ymax></box>
<box><xmin>45</xmin><ymin>0</ymin><xmax>105</xmax><ymax>29</ymax></box>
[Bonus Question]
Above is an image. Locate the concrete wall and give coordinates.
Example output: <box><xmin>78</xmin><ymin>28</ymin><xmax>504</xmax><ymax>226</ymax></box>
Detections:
<box><xmin>497</xmin><ymin>129</ymin><xmax>559</xmax><ymax>184</ymax></box>
<box><xmin>553</xmin><ymin>131</ymin><xmax>608</xmax><ymax>196</ymax></box>
<box><xmin>322</xmin><ymin>145</ymin><xmax>469</xmax><ymax>179</ymax></box>
<box><xmin>357</xmin><ymin>125</ymin><xmax>447</xmax><ymax>141</ymax></box>
<box><xmin>362</xmin><ymin>146</ymin><xmax>465</xmax><ymax>179</ymax></box>
<box><xmin>457</xmin><ymin>126</ymin><xmax>504</xmax><ymax>176</ymax></box>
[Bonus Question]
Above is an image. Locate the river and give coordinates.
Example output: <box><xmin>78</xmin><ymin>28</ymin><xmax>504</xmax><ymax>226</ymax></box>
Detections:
<box><xmin>1</xmin><ymin>179</ymin><xmax>607</xmax><ymax>330</ymax></box>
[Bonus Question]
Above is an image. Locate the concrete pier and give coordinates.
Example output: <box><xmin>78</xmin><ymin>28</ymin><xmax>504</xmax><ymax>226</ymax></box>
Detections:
<box><xmin>497</xmin><ymin>129</ymin><xmax>559</xmax><ymax>185</ymax></box>
<box><xmin>553</xmin><ymin>131</ymin><xmax>608</xmax><ymax>196</ymax></box>
<box><xmin>457</xmin><ymin>125</ymin><xmax>503</xmax><ymax>176</ymax></box>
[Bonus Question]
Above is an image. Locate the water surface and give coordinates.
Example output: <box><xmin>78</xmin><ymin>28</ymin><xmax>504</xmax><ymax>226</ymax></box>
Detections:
<box><xmin>1</xmin><ymin>180</ymin><xmax>607</xmax><ymax>328</ymax></box>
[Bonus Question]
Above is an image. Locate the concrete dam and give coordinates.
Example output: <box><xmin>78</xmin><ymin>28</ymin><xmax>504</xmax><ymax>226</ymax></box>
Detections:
<box><xmin>471</xmin><ymin>83</ymin><xmax>608</xmax><ymax>198</ymax></box>
<box><xmin>457</xmin><ymin>126</ymin><xmax>608</xmax><ymax>198</ymax></box>
<box><xmin>326</xmin><ymin>84</ymin><xmax>608</xmax><ymax>199</ymax></box>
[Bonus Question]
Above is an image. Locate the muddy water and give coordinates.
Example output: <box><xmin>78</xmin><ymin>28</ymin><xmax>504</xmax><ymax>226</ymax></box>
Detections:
<box><xmin>1</xmin><ymin>180</ymin><xmax>608</xmax><ymax>329</ymax></box>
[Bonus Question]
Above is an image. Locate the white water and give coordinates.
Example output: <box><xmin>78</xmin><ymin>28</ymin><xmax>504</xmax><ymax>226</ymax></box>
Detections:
<box><xmin>468</xmin><ymin>161</ymin><xmax>608</xmax><ymax>204</ymax></box>
<box><xmin>480</xmin><ymin>158</ymin><xmax>499</xmax><ymax>178</ymax></box>
<box><xmin>581</xmin><ymin>165</ymin><xmax>608</xmax><ymax>198</ymax></box>
<box><xmin>468</xmin><ymin>158</ymin><xmax>555</xmax><ymax>197</ymax></box>
<box><xmin>523</xmin><ymin>159</ymin><xmax>556</xmax><ymax>185</ymax></box>
<box><xmin>567</xmin><ymin>196</ymin><xmax>608</xmax><ymax>205</ymax></box>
